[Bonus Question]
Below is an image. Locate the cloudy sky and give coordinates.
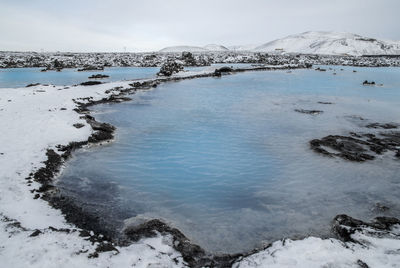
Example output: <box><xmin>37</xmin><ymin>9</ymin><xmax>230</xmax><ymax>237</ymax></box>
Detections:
<box><xmin>0</xmin><ymin>0</ymin><xmax>398</xmax><ymax>52</ymax></box>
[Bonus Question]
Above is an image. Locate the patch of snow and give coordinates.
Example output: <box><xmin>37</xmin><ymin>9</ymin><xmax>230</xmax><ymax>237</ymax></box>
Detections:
<box><xmin>233</xmin><ymin>226</ymin><xmax>400</xmax><ymax>268</ymax></box>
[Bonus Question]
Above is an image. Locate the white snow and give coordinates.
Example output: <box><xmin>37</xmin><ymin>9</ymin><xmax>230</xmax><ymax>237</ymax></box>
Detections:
<box><xmin>227</xmin><ymin>44</ymin><xmax>260</xmax><ymax>51</ymax></box>
<box><xmin>254</xmin><ymin>31</ymin><xmax>400</xmax><ymax>56</ymax></box>
<box><xmin>159</xmin><ymin>44</ymin><xmax>228</xmax><ymax>53</ymax></box>
<box><xmin>159</xmin><ymin>46</ymin><xmax>209</xmax><ymax>53</ymax></box>
<box><xmin>0</xmin><ymin>81</ymin><xmax>189</xmax><ymax>267</ymax></box>
<box><xmin>203</xmin><ymin>44</ymin><xmax>229</xmax><ymax>51</ymax></box>
<box><xmin>1</xmin><ymin>67</ymin><xmax>399</xmax><ymax>267</ymax></box>
<box><xmin>233</xmin><ymin>225</ymin><xmax>400</xmax><ymax>268</ymax></box>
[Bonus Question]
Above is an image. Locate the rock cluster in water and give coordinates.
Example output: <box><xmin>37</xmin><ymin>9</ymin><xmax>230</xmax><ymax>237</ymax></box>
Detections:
<box><xmin>310</xmin><ymin>128</ymin><xmax>400</xmax><ymax>162</ymax></box>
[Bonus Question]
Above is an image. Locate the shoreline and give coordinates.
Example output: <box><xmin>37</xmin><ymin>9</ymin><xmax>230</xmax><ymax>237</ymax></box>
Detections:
<box><xmin>31</xmin><ymin>64</ymin><xmax>311</xmax><ymax>267</ymax></box>
<box><xmin>1</xmin><ymin>64</ymin><xmax>400</xmax><ymax>267</ymax></box>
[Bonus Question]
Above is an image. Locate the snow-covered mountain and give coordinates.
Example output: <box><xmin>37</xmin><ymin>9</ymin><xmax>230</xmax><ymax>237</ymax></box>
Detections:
<box><xmin>253</xmin><ymin>31</ymin><xmax>400</xmax><ymax>56</ymax></box>
<box><xmin>158</xmin><ymin>32</ymin><xmax>400</xmax><ymax>56</ymax></box>
<box><xmin>159</xmin><ymin>44</ymin><xmax>228</xmax><ymax>53</ymax></box>
<box><xmin>227</xmin><ymin>44</ymin><xmax>259</xmax><ymax>51</ymax></box>
<box><xmin>159</xmin><ymin>46</ymin><xmax>209</xmax><ymax>53</ymax></box>
<box><xmin>203</xmin><ymin>44</ymin><xmax>229</xmax><ymax>51</ymax></box>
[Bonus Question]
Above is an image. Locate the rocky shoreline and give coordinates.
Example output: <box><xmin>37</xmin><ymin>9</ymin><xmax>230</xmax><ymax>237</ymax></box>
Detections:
<box><xmin>23</xmin><ymin>64</ymin><xmax>317</xmax><ymax>267</ymax></box>
<box><xmin>11</xmin><ymin>64</ymin><xmax>400</xmax><ymax>267</ymax></box>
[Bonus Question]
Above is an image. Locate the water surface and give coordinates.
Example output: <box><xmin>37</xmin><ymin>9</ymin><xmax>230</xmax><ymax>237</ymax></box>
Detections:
<box><xmin>0</xmin><ymin>64</ymin><xmax>251</xmax><ymax>88</ymax></box>
<box><xmin>58</xmin><ymin>66</ymin><xmax>400</xmax><ymax>253</ymax></box>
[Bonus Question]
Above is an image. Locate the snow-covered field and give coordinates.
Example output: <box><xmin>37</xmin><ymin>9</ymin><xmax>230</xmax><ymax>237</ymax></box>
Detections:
<box><xmin>1</xmin><ymin>67</ymin><xmax>400</xmax><ymax>267</ymax></box>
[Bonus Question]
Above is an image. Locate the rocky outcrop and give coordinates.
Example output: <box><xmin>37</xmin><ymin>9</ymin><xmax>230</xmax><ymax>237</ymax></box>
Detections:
<box><xmin>362</xmin><ymin>80</ymin><xmax>375</xmax><ymax>85</ymax></box>
<box><xmin>157</xmin><ymin>60</ymin><xmax>184</xmax><ymax>76</ymax></box>
<box><xmin>80</xmin><ymin>81</ymin><xmax>103</xmax><ymax>86</ymax></box>
<box><xmin>333</xmin><ymin>214</ymin><xmax>400</xmax><ymax>242</ymax></box>
<box><xmin>88</xmin><ymin>74</ymin><xmax>110</xmax><ymax>79</ymax></box>
<box><xmin>310</xmin><ymin>130</ymin><xmax>400</xmax><ymax>162</ymax></box>
<box><xmin>295</xmin><ymin>109</ymin><xmax>323</xmax><ymax>115</ymax></box>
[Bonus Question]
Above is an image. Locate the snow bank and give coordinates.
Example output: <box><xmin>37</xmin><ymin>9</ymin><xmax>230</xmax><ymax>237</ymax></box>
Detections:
<box><xmin>233</xmin><ymin>225</ymin><xmax>400</xmax><ymax>268</ymax></box>
<box><xmin>0</xmin><ymin>81</ymin><xmax>188</xmax><ymax>267</ymax></box>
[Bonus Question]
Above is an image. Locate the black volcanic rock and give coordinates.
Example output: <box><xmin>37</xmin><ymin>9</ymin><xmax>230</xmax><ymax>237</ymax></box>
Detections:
<box><xmin>157</xmin><ymin>60</ymin><xmax>184</xmax><ymax>76</ymax></box>
<box><xmin>80</xmin><ymin>81</ymin><xmax>103</xmax><ymax>86</ymax></box>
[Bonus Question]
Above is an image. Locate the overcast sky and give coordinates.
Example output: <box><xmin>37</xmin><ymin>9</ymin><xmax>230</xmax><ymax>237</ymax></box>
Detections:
<box><xmin>0</xmin><ymin>0</ymin><xmax>399</xmax><ymax>52</ymax></box>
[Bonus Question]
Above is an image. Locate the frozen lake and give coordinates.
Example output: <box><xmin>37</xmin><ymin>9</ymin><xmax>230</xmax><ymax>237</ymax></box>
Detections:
<box><xmin>58</xmin><ymin>66</ymin><xmax>400</xmax><ymax>254</ymax></box>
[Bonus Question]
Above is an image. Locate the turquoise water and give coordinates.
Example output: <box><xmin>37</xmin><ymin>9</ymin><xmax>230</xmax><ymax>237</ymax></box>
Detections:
<box><xmin>0</xmin><ymin>64</ymin><xmax>251</xmax><ymax>88</ymax></box>
<box><xmin>0</xmin><ymin>67</ymin><xmax>159</xmax><ymax>88</ymax></box>
<box><xmin>59</xmin><ymin>66</ymin><xmax>400</xmax><ymax>253</ymax></box>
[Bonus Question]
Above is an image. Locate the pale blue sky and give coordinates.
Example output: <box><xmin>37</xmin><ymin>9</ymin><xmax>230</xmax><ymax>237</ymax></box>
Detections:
<box><xmin>0</xmin><ymin>0</ymin><xmax>398</xmax><ymax>52</ymax></box>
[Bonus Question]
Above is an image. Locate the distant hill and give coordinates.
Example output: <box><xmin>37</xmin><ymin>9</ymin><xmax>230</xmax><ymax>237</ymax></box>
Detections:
<box><xmin>253</xmin><ymin>31</ymin><xmax>400</xmax><ymax>56</ymax></box>
<box><xmin>159</xmin><ymin>46</ymin><xmax>209</xmax><ymax>53</ymax></box>
<box><xmin>203</xmin><ymin>44</ymin><xmax>229</xmax><ymax>51</ymax></box>
<box><xmin>158</xmin><ymin>32</ymin><xmax>400</xmax><ymax>56</ymax></box>
<box><xmin>227</xmin><ymin>44</ymin><xmax>259</xmax><ymax>51</ymax></box>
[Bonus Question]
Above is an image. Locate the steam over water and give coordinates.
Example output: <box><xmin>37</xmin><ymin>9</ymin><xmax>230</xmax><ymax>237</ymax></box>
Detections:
<box><xmin>59</xmin><ymin>66</ymin><xmax>400</xmax><ymax>253</ymax></box>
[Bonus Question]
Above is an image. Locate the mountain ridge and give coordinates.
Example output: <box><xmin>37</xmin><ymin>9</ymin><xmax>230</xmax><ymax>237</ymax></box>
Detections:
<box><xmin>158</xmin><ymin>31</ymin><xmax>400</xmax><ymax>56</ymax></box>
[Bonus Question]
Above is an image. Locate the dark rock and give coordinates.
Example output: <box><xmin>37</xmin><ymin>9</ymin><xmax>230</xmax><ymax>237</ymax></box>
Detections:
<box><xmin>80</xmin><ymin>81</ymin><xmax>103</xmax><ymax>86</ymax></box>
<box><xmin>333</xmin><ymin>214</ymin><xmax>400</xmax><ymax>243</ymax></box>
<box><xmin>310</xmin><ymin>135</ymin><xmax>375</xmax><ymax>162</ymax></box>
<box><xmin>88</xmin><ymin>74</ymin><xmax>110</xmax><ymax>79</ymax></box>
<box><xmin>215</xmin><ymin>66</ymin><xmax>233</xmax><ymax>73</ymax></box>
<box><xmin>77</xmin><ymin>66</ymin><xmax>104</xmax><ymax>71</ymax></box>
<box><xmin>365</xmin><ymin>123</ymin><xmax>398</xmax><ymax>129</ymax></box>
<box><xmin>157</xmin><ymin>60</ymin><xmax>184</xmax><ymax>76</ymax></box>
<box><xmin>29</xmin><ymin>229</ymin><xmax>42</xmax><ymax>237</ymax></box>
<box><xmin>124</xmin><ymin>219</ymin><xmax>207</xmax><ymax>267</ymax></box>
<box><xmin>88</xmin><ymin>131</ymin><xmax>114</xmax><ymax>143</ymax></box>
<box><xmin>73</xmin><ymin>123</ymin><xmax>85</xmax><ymax>129</ymax></box>
<box><xmin>357</xmin><ymin>260</ymin><xmax>369</xmax><ymax>268</ymax></box>
<box><xmin>373</xmin><ymin>216</ymin><xmax>400</xmax><ymax>229</ymax></box>
<box><xmin>362</xmin><ymin>80</ymin><xmax>375</xmax><ymax>85</ymax></box>
<box><xmin>26</xmin><ymin>83</ymin><xmax>40</xmax><ymax>87</ymax></box>
<box><xmin>33</xmin><ymin>194</ymin><xmax>40</xmax><ymax>199</ymax></box>
<box><xmin>318</xmin><ymin>101</ymin><xmax>333</xmax><ymax>105</ymax></box>
<box><xmin>315</xmin><ymin>67</ymin><xmax>326</xmax><ymax>71</ymax></box>
<box><xmin>33</xmin><ymin>149</ymin><xmax>62</xmax><ymax>184</ymax></box>
<box><xmin>295</xmin><ymin>109</ymin><xmax>323</xmax><ymax>115</ymax></box>
<box><xmin>86</xmin><ymin>118</ymin><xmax>115</xmax><ymax>133</ymax></box>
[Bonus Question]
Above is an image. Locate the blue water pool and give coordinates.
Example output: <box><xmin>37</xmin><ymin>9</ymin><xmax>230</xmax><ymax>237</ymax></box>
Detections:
<box><xmin>0</xmin><ymin>64</ymin><xmax>252</xmax><ymax>88</ymax></box>
<box><xmin>58</xmin><ymin>66</ymin><xmax>400</xmax><ymax>253</ymax></box>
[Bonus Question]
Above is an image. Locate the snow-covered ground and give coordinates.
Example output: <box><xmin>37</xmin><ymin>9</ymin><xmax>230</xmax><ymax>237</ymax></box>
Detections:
<box><xmin>0</xmin><ymin>79</ymin><xmax>189</xmax><ymax>267</ymax></box>
<box><xmin>1</xmin><ymin>67</ymin><xmax>400</xmax><ymax>267</ymax></box>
